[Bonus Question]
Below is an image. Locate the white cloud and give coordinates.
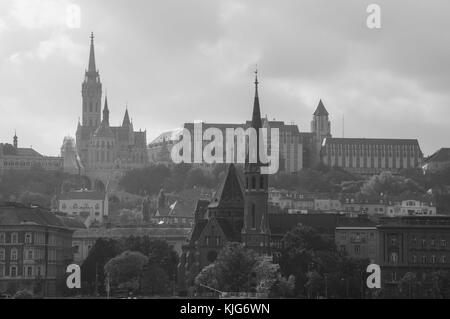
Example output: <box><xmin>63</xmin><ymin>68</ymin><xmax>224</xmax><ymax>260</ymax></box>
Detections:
<box><xmin>9</xmin><ymin>0</ymin><xmax>78</xmax><ymax>29</ymax></box>
<box><xmin>8</xmin><ymin>32</ymin><xmax>84</xmax><ymax>65</ymax></box>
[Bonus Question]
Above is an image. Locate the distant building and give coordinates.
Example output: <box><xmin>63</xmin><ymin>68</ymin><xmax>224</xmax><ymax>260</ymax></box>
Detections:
<box><xmin>60</xmin><ymin>136</ymin><xmax>83</xmax><ymax>175</ymax></box>
<box><xmin>314</xmin><ymin>198</ymin><xmax>342</xmax><ymax>212</ymax></box>
<box><xmin>0</xmin><ymin>203</ymin><xmax>82</xmax><ymax>296</ymax></box>
<box><xmin>386</xmin><ymin>199</ymin><xmax>436</xmax><ymax>217</ymax></box>
<box><xmin>0</xmin><ymin>133</ymin><xmax>63</xmax><ymax>175</ymax></box>
<box><xmin>321</xmin><ymin>138</ymin><xmax>423</xmax><ymax>175</ymax></box>
<box><xmin>75</xmin><ymin>34</ymin><xmax>148</xmax><ymax>187</ymax></box>
<box><xmin>147</xmin><ymin>129</ymin><xmax>183</xmax><ymax>165</ymax></box>
<box><xmin>58</xmin><ymin>189</ymin><xmax>109</xmax><ymax>227</ymax></box>
<box><xmin>422</xmin><ymin>148</ymin><xmax>450</xmax><ymax>173</ymax></box>
<box><xmin>72</xmin><ymin>226</ymin><xmax>191</xmax><ymax>264</ymax></box>
<box><xmin>182</xmin><ymin>117</ymin><xmax>304</xmax><ymax>173</ymax></box>
<box><xmin>377</xmin><ymin>216</ymin><xmax>450</xmax><ymax>296</ymax></box>
<box><xmin>335</xmin><ymin>218</ymin><xmax>378</xmax><ymax>262</ymax></box>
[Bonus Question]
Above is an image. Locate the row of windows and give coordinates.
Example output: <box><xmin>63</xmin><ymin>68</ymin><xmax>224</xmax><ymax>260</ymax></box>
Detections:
<box><xmin>0</xmin><ymin>232</ymin><xmax>32</xmax><ymax>244</ymax></box>
<box><xmin>2</xmin><ymin>160</ymin><xmax>61</xmax><ymax>167</ymax></box>
<box><xmin>0</xmin><ymin>248</ymin><xmax>34</xmax><ymax>260</ymax></box>
<box><xmin>410</xmin><ymin>238</ymin><xmax>447</xmax><ymax>248</ymax></box>
<box><xmin>246</xmin><ymin>176</ymin><xmax>266</xmax><ymax>190</ymax></box>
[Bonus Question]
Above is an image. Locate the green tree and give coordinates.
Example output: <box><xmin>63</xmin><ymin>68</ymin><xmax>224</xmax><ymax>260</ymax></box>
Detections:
<box><xmin>104</xmin><ymin>251</ymin><xmax>148</xmax><ymax>293</ymax></box>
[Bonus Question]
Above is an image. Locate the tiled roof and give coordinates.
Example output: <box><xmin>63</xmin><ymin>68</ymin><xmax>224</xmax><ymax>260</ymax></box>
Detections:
<box><xmin>188</xmin><ymin>219</ymin><xmax>208</xmax><ymax>243</ymax></box>
<box><xmin>209</xmin><ymin>164</ymin><xmax>244</xmax><ymax>209</ymax></box>
<box><xmin>426</xmin><ymin>148</ymin><xmax>450</xmax><ymax>163</ymax></box>
<box><xmin>0</xmin><ymin>203</ymin><xmax>70</xmax><ymax>229</ymax></box>
<box><xmin>269</xmin><ymin>213</ymin><xmax>340</xmax><ymax>235</ymax></box>
<box><xmin>73</xmin><ymin>226</ymin><xmax>191</xmax><ymax>239</ymax></box>
<box><xmin>216</xmin><ymin>218</ymin><xmax>241</xmax><ymax>242</ymax></box>
<box><xmin>313</xmin><ymin>100</ymin><xmax>329</xmax><ymax>116</ymax></box>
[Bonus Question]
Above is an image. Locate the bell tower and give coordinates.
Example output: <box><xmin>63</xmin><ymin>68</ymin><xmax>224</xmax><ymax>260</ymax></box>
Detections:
<box><xmin>82</xmin><ymin>32</ymin><xmax>102</xmax><ymax>128</ymax></box>
<box><xmin>242</xmin><ymin>70</ymin><xmax>270</xmax><ymax>253</ymax></box>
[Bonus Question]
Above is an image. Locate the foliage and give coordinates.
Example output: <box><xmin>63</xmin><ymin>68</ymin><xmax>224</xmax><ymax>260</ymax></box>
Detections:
<box><xmin>278</xmin><ymin>224</ymin><xmax>370</xmax><ymax>298</ymax></box>
<box><xmin>195</xmin><ymin>243</ymin><xmax>282</xmax><ymax>295</ymax></box>
<box><xmin>360</xmin><ymin>171</ymin><xmax>425</xmax><ymax>198</ymax></box>
<box><xmin>13</xmin><ymin>289</ymin><xmax>34</xmax><ymax>299</ymax></box>
<box><xmin>104</xmin><ymin>251</ymin><xmax>148</xmax><ymax>292</ymax></box>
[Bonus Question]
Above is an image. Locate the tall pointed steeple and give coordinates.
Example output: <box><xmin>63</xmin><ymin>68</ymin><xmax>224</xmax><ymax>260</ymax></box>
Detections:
<box><xmin>88</xmin><ymin>32</ymin><xmax>96</xmax><ymax>73</ymax></box>
<box><xmin>122</xmin><ymin>108</ymin><xmax>131</xmax><ymax>127</ymax></box>
<box><xmin>102</xmin><ymin>95</ymin><xmax>109</xmax><ymax>125</ymax></box>
<box><xmin>13</xmin><ymin>130</ymin><xmax>18</xmax><ymax>149</ymax></box>
<box><xmin>251</xmin><ymin>69</ymin><xmax>262</xmax><ymax>131</ymax></box>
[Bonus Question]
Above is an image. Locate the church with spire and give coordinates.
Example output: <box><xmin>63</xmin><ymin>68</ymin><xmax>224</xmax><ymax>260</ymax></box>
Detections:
<box><xmin>177</xmin><ymin>71</ymin><xmax>271</xmax><ymax>294</ymax></box>
<box><xmin>75</xmin><ymin>33</ymin><xmax>148</xmax><ymax>187</ymax></box>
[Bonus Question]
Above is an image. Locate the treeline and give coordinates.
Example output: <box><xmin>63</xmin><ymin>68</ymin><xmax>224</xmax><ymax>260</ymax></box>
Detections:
<box><xmin>79</xmin><ymin>236</ymin><xmax>179</xmax><ymax>297</ymax></box>
<box><xmin>118</xmin><ymin>163</ymin><xmax>237</xmax><ymax>195</ymax></box>
<box><xmin>194</xmin><ymin>224</ymin><xmax>371</xmax><ymax>298</ymax></box>
<box><xmin>0</xmin><ymin>168</ymin><xmax>89</xmax><ymax>208</ymax></box>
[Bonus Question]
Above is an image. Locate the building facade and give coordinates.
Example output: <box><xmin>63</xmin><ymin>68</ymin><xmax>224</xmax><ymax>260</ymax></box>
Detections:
<box><xmin>321</xmin><ymin>138</ymin><xmax>423</xmax><ymax>175</ymax></box>
<box><xmin>58</xmin><ymin>189</ymin><xmax>109</xmax><ymax>227</ymax></box>
<box><xmin>75</xmin><ymin>34</ymin><xmax>148</xmax><ymax>187</ymax></box>
<box><xmin>0</xmin><ymin>134</ymin><xmax>63</xmax><ymax>175</ymax></box>
<box><xmin>0</xmin><ymin>203</ymin><xmax>76</xmax><ymax>296</ymax></box>
<box><xmin>377</xmin><ymin>216</ymin><xmax>450</xmax><ymax>296</ymax></box>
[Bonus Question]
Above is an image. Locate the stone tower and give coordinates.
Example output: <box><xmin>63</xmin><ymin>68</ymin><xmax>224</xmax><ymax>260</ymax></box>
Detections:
<box><xmin>310</xmin><ymin>99</ymin><xmax>331</xmax><ymax>166</ymax></box>
<box><xmin>82</xmin><ymin>32</ymin><xmax>102</xmax><ymax>128</ymax></box>
<box><xmin>241</xmin><ymin>70</ymin><xmax>270</xmax><ymax>253</ymax></box>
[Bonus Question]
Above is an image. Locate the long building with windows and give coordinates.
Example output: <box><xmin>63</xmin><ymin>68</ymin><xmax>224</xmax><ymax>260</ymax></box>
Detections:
<box><xmin>0</xmin><ymin>203</ymin><xmax>82</xmax><ymax>296</ymax></box>
<box><xmin>320</xmin><ymin>138</ymin><xmax>423</xmax><ymax>175</ymax></box>
<box><xmin>0</xmin><ymin>134</ymin><xmax>63</xmax><ymax>175</ymax></box>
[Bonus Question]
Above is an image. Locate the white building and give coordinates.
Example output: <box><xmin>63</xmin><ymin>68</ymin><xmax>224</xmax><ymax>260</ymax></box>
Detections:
<box><xmin>58</xmin><ymin>189</ymin><xmax>108</xmax><ymax>226</ymax></box>
<box><xmin>314</xmin><ymin>198</ymin><xmax>342</xmax><ymax>212</ymax></box>
<box><xmin>387</xmin><ymin>200</ymin><xmax>436</xmax><ymax>217</ymax></box>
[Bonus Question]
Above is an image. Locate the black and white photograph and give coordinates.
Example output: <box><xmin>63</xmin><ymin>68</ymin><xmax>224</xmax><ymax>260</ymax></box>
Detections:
<box><xmin>1</xmin><ymin>0</ymin><xmax>450</xmax><ymax>308</ymax></box>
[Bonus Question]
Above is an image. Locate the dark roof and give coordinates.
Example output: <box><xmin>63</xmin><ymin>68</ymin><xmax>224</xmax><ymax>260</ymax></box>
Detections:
<box><xmin>313</xmin><ymin>100</ymin><xmax>329</xmax><ymax>116</ymax></box>
<box><xmin>93</xmin><ymin>121</ymin><xmax>114</xmax><ymax>138</ymax></box>
<box><xmin>269</xmin><ymin>213</ymin><xmax>340</xmax><ymax>235</ymax></box>
<box><xmin>73</xmin><ymin>226</ymin><xmax>191</xmax><ymax>239</ymax></box>
<box><xmin>0</xmin><ymin>203</ymin><xmax>70</xmax><ymax>229</ymax></box>
<box><xmin>209</xmin><ymin>164</ymin><xmax>244</xmax><ymax>209</ymax></box>
<box><xmin>189</xmin><ymin>219</ymin><xmax>208</xmax><ymax>243</ymax></box>
<box><xmin>59</xmin><ymin>191</ymin><xmax>106</xmax><ymax>200</ymax></box>
<box><xmin>57</xmin><ymin>215</ymin><xmax>87</xmax><ymax>229</ymax></box>
<box><xmin>336</xmin><ymin>217</ymin><xmax>376</xmax><ymax>228</ymax></box>
<box><xmin>323</xmin><ymin>137</ymin><xmax>420</xmax><ymax>146</ymax></box>
<box><xmin>216</xmin><ymin>218</ymin><xmax>241</xmax><ymax>242</ymax></box>
<box><xmin>194</xmin><ymin>199</ymin><xmax>210</xmax><ymax>220</ymax></box>
<box><xmin>426</xmin><ymin>148</ymin><xmax>450</xmax><ymax>163</ymax></box>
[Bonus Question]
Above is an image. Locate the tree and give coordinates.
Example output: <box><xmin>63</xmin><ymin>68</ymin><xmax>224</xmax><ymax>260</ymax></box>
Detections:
<box><xmin>81</xmin><ymin>238</ymin><xmax>121</xmax><ymax>295</ymax></box>
<box><xmin>305</xmin><ymin>271</ymin><xmax>324</xmax><ymax>299</ymax></box>
<box><xmin>104</xmin><ymin>251</ymin><xmax>148</xmax><ymax>293</ymax></box>
<box><xmin>195</xmin><ymin>243</ymin><xmax>281</xmax><ymax>295</ymax></box>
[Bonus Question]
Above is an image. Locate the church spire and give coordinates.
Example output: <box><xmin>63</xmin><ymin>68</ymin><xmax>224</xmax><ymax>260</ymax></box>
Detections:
<box><xmin>88</xmin><ymin>32</ymin><xmax>96</xmax><ymax>73</ymax></box>
<box><xmin>251</xmin><ymin>68</ymin><xmax>262</xmax><ymax>131</ymax></box>
<box><xmin>13</xmin><ymin>130</ymin><xmax>18</xmax><ymax>149</ymax></box>
<box><xmin>102</xmin><ymin>95</ymin><xmax>109</xmax><ymax>125</ymax></box>
<box><xmin>122</xmin><ymin>108</ymin><xmax>131</xmax><ymax>127</ymax></box>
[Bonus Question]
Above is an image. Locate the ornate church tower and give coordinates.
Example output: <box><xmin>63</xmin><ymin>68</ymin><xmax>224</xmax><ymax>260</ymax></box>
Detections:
<box><xmin>310</xmin><ymin>99</ymin><xmax>331</xmax><ymax>166</ymax></box>
<box><xmin>242</xmin><ymin>70</ymin><xmax>270</xmax><ymax>253</ymax></box>
<box><xmin>82</xmin><ymin>32</ymin><xmax>102</xmax><ymax>128</ymax></box>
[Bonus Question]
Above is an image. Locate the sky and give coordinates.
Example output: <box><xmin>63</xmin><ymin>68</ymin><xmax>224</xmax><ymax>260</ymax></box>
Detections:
<box><xmin>0</xmin><ymin>0</ymin><xmax>449</xmax><ymax>157</ymax></box>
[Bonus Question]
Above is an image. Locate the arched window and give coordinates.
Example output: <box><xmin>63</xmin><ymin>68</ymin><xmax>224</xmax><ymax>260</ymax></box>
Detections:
<box><xmin>252</xmin><ymin>176</ymin><xmax>256</xmax><ymax>190</ymax></box>
<box><xmin>89</xmin><ymin>101</ymin><xmax>93</xmax><ymax>112</ymax></box>
<box><xmin>260</xmin><ymin>176</ymin><xmax>264</xmax><ymax>189</ymax></box>
<box><xmin>251</xmin><ymin>203</ymin><xmax>256</xmax><ymax>229</ymax></box>
<box><xmin>0</xmin><ymin>248</ymin><xmax>5</xmax><ymax>260</ymax></box>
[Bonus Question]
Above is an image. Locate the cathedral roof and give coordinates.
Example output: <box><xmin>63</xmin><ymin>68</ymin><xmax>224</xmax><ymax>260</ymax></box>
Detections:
<box><xmin>93</xmin><ymin>122</ymin><xmax>114</xmax><ymax>139</ymax></box>
<box><xmin>313</xmin><ymin>99</ymin><xmax>329</xmax><ymax>116</ymax></box>
<box><xmin>208</xmin><ymin>164</ymin><xmax>244</xmax><ymax>209</ymax></box>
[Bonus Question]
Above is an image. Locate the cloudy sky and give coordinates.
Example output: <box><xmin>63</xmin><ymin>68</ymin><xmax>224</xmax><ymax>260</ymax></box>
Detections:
<box><xmin>0</xmin><ymin>0</ymin><xmax>449</xmax><ymax>156</ymax></box>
